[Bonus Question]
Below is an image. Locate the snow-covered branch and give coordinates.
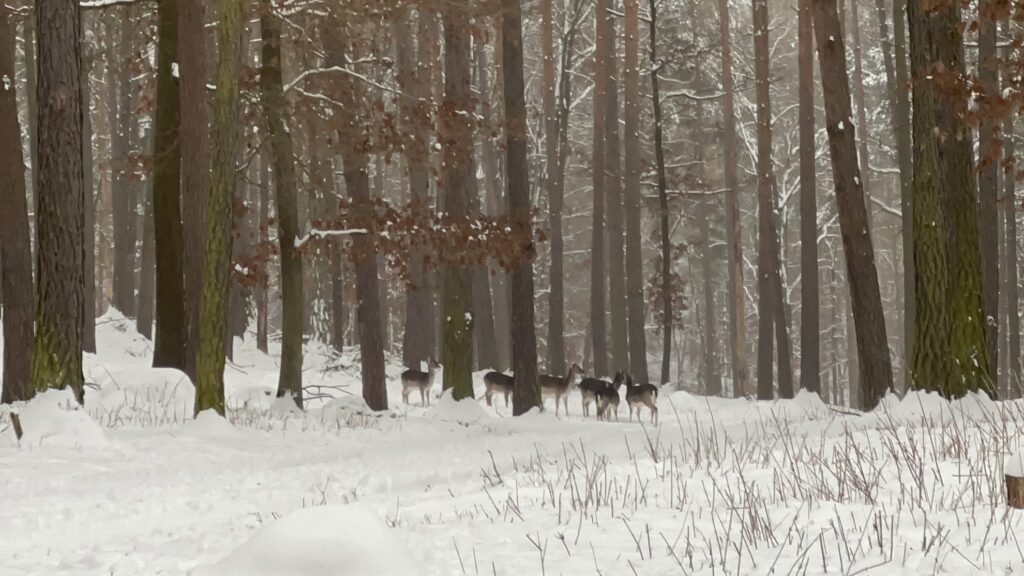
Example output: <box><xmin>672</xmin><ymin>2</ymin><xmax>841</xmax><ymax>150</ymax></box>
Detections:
<box><xmin>294</xmin><ymin>229</ymin><xmax>368</xmax><ymax>249</ymax></box>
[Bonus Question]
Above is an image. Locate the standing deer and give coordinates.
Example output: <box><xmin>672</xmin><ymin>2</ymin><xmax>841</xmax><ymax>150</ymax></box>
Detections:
<box><xmin>483</xmin><ymin>371</ymin><xmax>515</xmax><ymax>407</ymax></box>
<box><xmin>401</xmin><ymin>358</ymin><xmax>440</xmax><ymax>406</ymax></box>
<box><xmin>539</xmin><ymin>363</ymin><xmax>583</xmax><ymax>416</ymax></box>
<box><xmin>624</xmin><ymin>374</ymin><xmax>659</xmax><ymax>424</ymax></box>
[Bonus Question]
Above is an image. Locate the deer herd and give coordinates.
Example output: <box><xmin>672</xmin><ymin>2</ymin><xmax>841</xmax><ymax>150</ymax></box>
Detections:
<box><xmin>400</xmin><ymin>360</ymin><xmax>659</xmax><ymax>424</ymax></box>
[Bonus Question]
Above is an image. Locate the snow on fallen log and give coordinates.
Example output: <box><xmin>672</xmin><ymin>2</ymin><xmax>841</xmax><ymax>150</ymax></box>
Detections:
<box><xmin>293</xmin><ymin>228</ymin><xmax>368</xmax><ymax>249</ymax></box>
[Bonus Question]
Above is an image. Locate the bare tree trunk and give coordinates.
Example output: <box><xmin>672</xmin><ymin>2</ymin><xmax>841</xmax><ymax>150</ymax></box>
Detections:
<box><xmin>799</xmin><ymin>0</ymin><xmax>820</xmax><ymax>394</ymax></box>
<box><xmin>180</xmin><ymin>0</ymin><xmax>209</xmax><ymax>380</ymax></box>
<box><xmin>603</xmin><ymin>4</ymin><xmax>629</xmax><ymax>374</ymax></box>
<box><xmin>649</xmin><ymin>0</ymin><xmax>671</xmax><ymax>385</ymax></box>
<box><xmin>112</xmin><ymin>11</ymin><xmax>136</xmax><ymax>318</ymax></box>
<box><xmin>82</xmin><ymin>36</ymin><xmax>96</xmax><ymax>354</ymax></box>
<box><xmin>542</xmin><ymin>0</ymin><xmax>565</xmax><ymax>376</ymax></box>
<box><xmin>137</xmin><ymin>134</ymin><xmax>156</xmax><ymax>340</ymax></box>
<box><xmin>1</xmin><ymin>8</ymin><xmax>35</xmax><ymax>403</ymax></box>
<box><xmin>701</xmin><ymin>200</ymin><xmax>721</xmax><ymax>395</ymax></box>
<box><xmin>753</xmin><ymin>0</ymin><xmax>776</xmax><ymax>400</ymax></box>
<box><xmin>979</xmin><ymin>0</ymin><xmax>999</xmax><ymax>386</ymax></box>
<box><xmin>256</xmin><ymin>153</ymin><xmax>270</xmax><ymax>354</ymax></box>
<box><xmin>623</xmin><ymin>0</ymin><xmax>648</xmax><ymax>382</ymax></box>
<box><xmin>591</xmin><ymin>0</ymin><xmax>610</xmax><ymax>377</ymax></box>
<box><xmin>32</xmin><ymin>0</ymin><xmax>85</xmax><ymax>402</ymax></box>
<box><xmin>719</xmin><ymin>0</ymin><xmax>748</xmax><ymax>397</ymax></box>
<box><xmin>813</xmin><ymin>0</ymin><xmax>895</xmax><ymax>409</ymax></box>
<box><xmin>848</xmin><ymin>0</ymin><xmax>873</xmax><ymax>234</ymax></box>
<box><xmin>260</xmin><ymin>0</ymin><xmax>303</xmax><ymax>408</ymax></box>
<box><xmin>893</xmin><ymin>0</ymin><xmax>914</xmax><ymax>387</ymax></box>
<box><xmin>503</xmin><ymin>0</ymin><xmax>541</xmax><ymax>415</ymax></box>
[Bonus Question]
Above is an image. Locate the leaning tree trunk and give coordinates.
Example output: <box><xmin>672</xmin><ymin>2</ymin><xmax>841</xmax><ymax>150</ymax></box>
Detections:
<box><xmin>260</xmin><ymin>0</ymin><xmax>304</xmax><ymax>408</ymax></box>
<box><xmin>440</xmin><ymin>3</ymin><xmax>475</xmax><ymax>400</ymax></box>
<box><xmin>624</xmin><ymin>0</ymin><xmax>648</xmax><ymax>383</ymax></box>
<box><xmin>719</xmin><ymin>0</ymin><xmax>748</xmax><ymax>397</ymax></box>
<box><xmin>196</xmin><ymin>0</ymin><xmax>245</xmax><ymax>416</ymax></box>
<box><xmin>152</xmin><ymin>0</ymin><xmax>186</xmax><ymax>371</ymax></box>
<box><xmin>32</xmin><ymin>0</ymin><xmax>86</xmax><ymax>403</ymax></box>
<box><xmin>0</xmin><ymin>8</ymin><xmax>34</xmax><ymax>404</ymax></box>
<box><xmin>798</xmin><ymin>0</ymin><xmax>819</xmax><ymax>394</ymax></box>
<box><xmin>590</xmin><ymin>0</ymin><xmax>609</xmax><ymax>377</ymax></box>
<box><xmin>180</xmin><ymin>0</ymin><xmax>210</xmax><ymax>381</ymax></box>
<box><xmin>979</xmin><ymin>0</ymin><xmax>999</xmax><ymax>386</ymax></box>
<box><xmin>503</xmin><ymin>0</ymin><xmax>541</xmax><ymax>415</ymax></box>
<box><xmin>848</xmin><ymin>0</ymin><xmax>874</xmax><ymax>235</ymax></box>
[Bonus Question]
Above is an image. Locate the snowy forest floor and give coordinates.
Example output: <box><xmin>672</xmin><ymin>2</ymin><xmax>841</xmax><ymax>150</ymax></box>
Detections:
<box><xmin>2</xmin><ymin>313</ymin><xmax>1024</xmax><ymax>575</ymax></box>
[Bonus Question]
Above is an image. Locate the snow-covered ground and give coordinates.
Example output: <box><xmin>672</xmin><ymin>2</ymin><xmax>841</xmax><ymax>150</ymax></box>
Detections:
<box><xmin>3</xmin><ymin>312</ymin><xmax>1024</xmax><ymax>575</ymax></box>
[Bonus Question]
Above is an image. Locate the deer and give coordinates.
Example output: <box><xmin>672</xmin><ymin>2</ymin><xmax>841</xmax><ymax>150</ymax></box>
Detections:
<box><xmin>595</xmin><ymin>378</ymin><xmax>621</xmax><ymax>422</ymax></box>
<box><xmin>624</xmin><ymin>375</ymin><xmax>659</xmax><ymax>425</ymax></box>
<box><xmin>401</xmin><ymin>358</ymin><xmax>440</xmax><ymax>406</ymax></box>
<box><xmin>539</xmin><ymin>363</ymin><xmax>584</xmax><ymax>416</ymax></box>
<box><xmin>580</xmin><ymin>372</ymin><xmax>625</xmax><ymax>419</ymax></box>
<box><xmin>483</xmin><ymin>371</ymin><xmax>515</xmax><ymax>408</ymax></box>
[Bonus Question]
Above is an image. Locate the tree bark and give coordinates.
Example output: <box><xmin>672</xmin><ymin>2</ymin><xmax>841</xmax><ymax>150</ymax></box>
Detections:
<box><xmin>848</xmin><ymin>0</ymin><xmax>873</xmax><ymax>234</ymax></box>
<box><xmin>591</xmin><ymin>0</ymin><xmax>609</xmax><ymax>377</ymax></box>
<box><xmin>502</xmin><ymin>0</ymin><xmax>541</xmax><ymax>415</ymax></box>
<box><xmin>257</xmin><ymin>152</ymin><xmax>271</xmax><ymax>354</ymax></box>
<box><xmin>1004</xmin><ymin>18</ymin><xmax>1021</xmax><ymax>399</ymax></box>
<box><xmin>136</xmin><ymin>131</ymin><xmax>156</xmax><ymax>340</ymax></box>
<box><xmin>180</xmin><ymin>0</ymin><xmax>210</xmax><ymax>380</ymax></box>
<box><xmin>152</xmin><ymin>0</ymin><xmax>186</xmax><ymax>371</ymax></box>
<box><xmin>111</xmin><ymin>11</ymin><xmax>136</xmax><ymax>318</ymax></box>
<box><xmin>623</xmin><ymin>0</ymin><xmax>648</xmax><ymax>382</ymax></box>
<box><xmin>440</xmin><ymin>1</ymin><xmax>475</xmax><ymax>400</ymax></box>
<box><xmin>1</xmin><ymin>9</ymin><xmax>34</xmax><ymax>404</ymax></box>
<box><xmin>753</xmin><ymin>0</ymin><xmax>777</xmax><ymax>400</ymax></box>
<box><xmin>196</xmin><ymin>0</ymin><xmax>245</xmax><ymax>415</ymax></box>
<box><xmin>893</xmin><ymin>0</ymin><xmax>914</xmax><ymax>387</ymax></box>
<box><xmin>260</xmin><ymin>0</ymin><xmax>304</xmax><ymax>408</ymax></box>
<box><xmin>979</xmin><ymin>0</ymin><xmax>999</xmax><ymax>386</ymax></box>
<box><xmin>82</xmin><ymin>34</ymin><xmax>96</xmax><ymax>354</ymax></box>
<box><xmin>798</xmin><ymin>0</ymin><xmax>819</xmax><ymax>394</ymax></box>
<box><xmin>649</xmin><ymin>0</ymin><xmax>672</xmax><ymax>385</ymax></box>
<box><xmin>32</xmin><ymin>0</ymin><xmax>86</xmax><ymax>402</ymax></box>
<box><xmin>542</xmin><ymin>0</ymin><xmax>565</xmax><ymax>376</ymax></box>
<box><xmin>719</xmin><ymin>0</ymin><xmax>748</xmax><ymax>397</ymax></box>
<box><xmin>603</xmin><ymin>5</ymin><xmax>629</xmax><ymax>374</ymax></box>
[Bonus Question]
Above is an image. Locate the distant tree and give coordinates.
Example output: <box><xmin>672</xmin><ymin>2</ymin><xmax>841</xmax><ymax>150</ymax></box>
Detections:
<box><xmin>648</xmin><ymin>0</ymin><xmax>672</xmax><ymax>385</ymax></box>
<box><xmin>260</xmin><ymin>0</ymin><xmax>304</xmax><ymax>408</ymax></box>
<box><xmin>542</xmin><ymin>0</ymin><xmax>564</xmax><ymax>376</ymax></box>
<box><xmin>196</xmin><ymin>0</ymin><xmax>246</xmax><ymax>415</ymax></box>
<box><xmin>798</xmin><ymin>0</ymin><xmax>819</xmax><ymax>395</ymax></box>
<box><xmin>0</xmin><ymin>8</ymin><xmax>34</xmax><ymax>404</ymax></box>
<box><xmin>111</xmin><ymin>12</ymin><xmax>137</xmax><ymax>318</ymax></box>
<box><xmin>32</xmin><ymin>0</ymin><xmax>86</xmax><ymax>402</ymax></box>
<box><xmin>893</xmin><ymin>0</ymin><xmax>914</xmax><ymax>384</ymax></box>
<box><xmin>753</xmin><ymin>0</ymin><xmax>777</xmax><ymax>400</ymax></box>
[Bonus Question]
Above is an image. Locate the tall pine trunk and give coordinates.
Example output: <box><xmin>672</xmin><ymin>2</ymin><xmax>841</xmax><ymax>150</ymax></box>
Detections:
<box><xmin>503</xmin><ymin>0</ymin><xmax>541</xmax><ymax>415</ymax></box>
<box><xmin>1004</xmin><ymin>17</ymin><xmax>1021</xmax><ymax>398</ymax></box>
<box><xmin>111</xmin><ymin>13</ymin><xmax>137</xmax><ymax>318</ymax></box>
<box><xmin>978</xmin><ymin>0</ymin><xmax>999</xmax><ymax>386</ymax></box>
<box><xmin>893</xmin><ymin>0</ymin><xmax>914</xmax><ymax>386</ymax></box>
<box><xmin>196</xmin><ymin>0</ymin><xmax>245</xmax><ymax>415</ymax></box>
<box><xmin>1</xmin><ymin>9</ymin><xmax>34</xmax><ymax>403</ymax></box>
<box><xmin>753</xmin><ymin>0</ymin><xmax>777</xmax><ymax>400</ymax></box>
<box><xmin>32</xmin><ymin>0</ymin><xmax>86</xmax><ymax>402</ymax></box>
<box><xmin>798</xmin><ymin>0</ymin><xmax>819</xmax><ymax>394</ymax></box>
<box><xmin>812</xmin><ymin>0</ymin><xmax>895</xmax><ymax>409</ymax></box>
<box><xmin>260</xmin><ymin>0</ymin><xmax>304</xmax><ymax>408</ymax></box>
<box><xmin>649</xmin><ymin>0</ymin><xmax>672</xmax><ymax>385</ymax></box>
<box><xmin>82</xmin><ymin>35</ymin><xmax>96</xmax><ymax>354</ymax></box>
<box><xmin>152</xmin><ymin>0</ymin><xmax>186</xmax><ymax>370</ymax></box>
<box><xmin>591</xmin><ymin>0</ymin><xmax>610</xmax><ymax>377</ymax></box>
<box><xmin>542</xmin><ymin>0</ymin><xmax>566</xmax><ymax>376</ymax></box>
<box><xmin>623</xmin><ymin>0</ymin><xmax>648</xmax><ymax>382</ymax></box>
<box><xmin>603</xmin><ymin>5</ymin><xmax>629</xmax><ymax>374</ymax></box>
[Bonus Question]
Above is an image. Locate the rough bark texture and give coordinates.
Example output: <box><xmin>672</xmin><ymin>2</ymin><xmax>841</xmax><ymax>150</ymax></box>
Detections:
<box><xmin>503</xmin><ymin>0</ymin><xmax>541</xmax><ymax>415</ymax></box>
<box><xmin>623</xmin><ymin>0</ymin><xmax>648</xmax><ymax>383</ymax></box>
<box><xmin>798</xmin><ymin>0</ymin><xmax>819</xmax><ymax>394</ymax></box>
<box><xmin>753</xmin><ymin>0</ymin><xmax>776</xmax><ymax>400</ymax></box>
<box><xmin>1</xmin><ymin>10</ymin><xmax>35</xmax><ymax>404</ymax></box>
<box><xmin>649</xmin><ymin>0</ymin><xmax>671</xmax><ymax>385</ymax></box>
<box><xmin>32</xmin><ymin>0</ymin><xmax>86</xmax><ymax>402</ymax></box>
<box><xmin>81</xmin><ymin>37</ymin><xmax>96</xmax><ymax>354</ymax></box>
<box><xmin>603</xmin><ymin>7</ymin><xmax>629</xmax><ymax>374</ymax></box>
<box><xmin>180</xmin><ymin>0</ymin><xmax>209</xmax><ymax>381</ymax></box>
<box><xmin>260</xmin><ymin>0</ymin><xmax>304</xmax><ymax>408</ymax></box>
<box><xmin>400</xmin><ymin>6</ymin><xmax>436</xmax><ymax>370</ymax></box>
<box><xmin>719</xmin><ymin>0</ymin><xmax>748</xmax><ymax>397</ymax></box>
<box><xmin>196</xmin><ymin>0</ymin><xmax>245</xmax><ymax>415</ymax></box>
<box><xmin>978</xmin><ymin>1</ymin><xmax>999</xmax><ymax>386</ymax></box>
<box><xmin>848</xmin><ymin>0</ymin><xmax>873</xmax><ymax>232</ymax></box>
<box><xmin>440</xmin><ymin>3</ymin><xmax>475</xmax><ymax>401</ymax></box>
<box><xmin>590</xmin><ymin>0</ymin><xmax>609</xmax><ymax>378</ymax></box>
<box><xmin>152</xmin><ymin>0</ymin><xmax>186</xmax><ymax>371</ymax></box>
<box><xmin>813</xmin><ymin>0</ymin><xmax>895</xmax><ymax>410</ymax></box>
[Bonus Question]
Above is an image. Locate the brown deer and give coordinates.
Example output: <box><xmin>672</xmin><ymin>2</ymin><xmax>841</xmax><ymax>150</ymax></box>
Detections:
<box><xmin>483</xmin><ymin>371</ymin><xmax>514</xmax><ymax>407</ymax></box>
<box><xmin>401</xmin><ymin>358</ymin><xmax>440</xmax><ymax>406</ymax></box>
<box><xmin>539</xmin><ymin>363</ymin><xmax>583</xmax><ymax>416</ymax></box>
<box><xmin>624</xmin><ymin>375</ymin><xmax>659</xmax><ymax>425</ymax></box>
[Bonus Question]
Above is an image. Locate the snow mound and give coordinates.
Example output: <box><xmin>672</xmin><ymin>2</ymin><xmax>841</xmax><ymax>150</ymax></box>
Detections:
<box><xmin>226</xmin><ymin>373</ymin><xmax>278</xmax><ymax>411</ymax></box>
<box><xmin>1008</xmin><ymin>449</ymin><xmax>1024</xmax><ymax>478</ymax></box>
<box><xmin>430</xmin><ymin>390</ymin><xmax>489</xmax><ymax>423</ymax></box>
<box><xmin>191</xmin><ymin>504</ymin><xmax>418</xmax><ymax>576</ymax></box>
<box><xmin>177</xmin><ymin>410</ymin><xmax>242</xmax><ymax>439</ymax></box>
<box><xmin>322</xmin><ymin>395</ymin><xmax>372</xmax><ymax>417</ymax></box>
<box><xmin>270</xmin><ymin>394</ymin><xmax>303</xmax><ymax>416</ymax></box>
<box><xmin>86</xmin><ymin>367</ymin><xmax>195</xmax><ymax>424</ymax></box>
<box><xmin>12</xmin><ymin>389</ymin><xmax>108</xmax><ymax>449</ymax></box>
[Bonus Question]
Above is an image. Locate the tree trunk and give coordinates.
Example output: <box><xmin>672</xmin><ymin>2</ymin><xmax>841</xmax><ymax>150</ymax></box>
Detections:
<box><xmin>701</xmin><ymin>200</ymin><xmax>721</xmax><ymax>395</ymax></box>
<box><xmin>933</xmin><ymin>1</ymin><xmax>994</xmax><ymax>397</ymax></box>
<box><xmin>112</xmin><ymin>12</ymin><xmax>136</xmax><ymax>318</ymax></box>
<box><xmin>848</xmin><ymin>0</ymin><xmax>873</xmax><ymax>233</ymax></box>
<box><xmin>603</xmin><ymin>5</ymin><xmax>629</xmax><ymax>374</ymax></box>
<box><xmin>753</xmin><ymin>0</ymin><xmax>776</xmax><ymax>400</ymax></box>
<box><xmin>260</xmin><ymin>0</ymin><xmax>303</xmax><ymax>408</ymax></box>
<box><xmin>798</xmin><ymin>0</ymin><xmax>819</xmax><ymax>395</ymax></box>
<box><xmin>439</xmin><ymin>3</ymin><xmax>475</xmax><ymax>400</ymax></box>
<box><xmin>719</xmin><ymin>0</ymin><xmax>747</xmax><ymax>397</ymax></box>
<box><xmin>542</xmin><ymin>0</ymin><xmax>566</xmax><ymax>376</ymax></box>
<box><xmin>196</xmin><ymin>0</ymin><xmax>245</xmax><ymax>415</ymax></box>
<box><xmin>623</xmin><ymin>0</ymin><xmax>648</xmax><ymax>382</ymax></box>
<box><xmin>1</xmin><ymin>9</ymin><xmax>35</xmax><ymax>403</ymax></box>
<box><xmin>649</xmin><ymin>0</ymin><xmax>671</xmax><ymax>385</ymax></box>
<box><xmin>137</xmin><ymin>136</ymin><xmax>156</xmax><ymax>340</ymax></box>
<box><xmin>503</xmin><ymin>0</ymin><xmax>541</xmax><ymax>415</ymax></box>
<box><xmin>1004</xmin><ymin>18</ymin><xmax>1021</xmax><ymax>399</ymax></box>
<box><xmin>152</xmin><ymin>0</ymin><xmax>186</xmax><ymax>370</ymax></box>
<box><xmin>82</xmin><ymin>37</ymin><xmax>96</xmax><ymax>354</ymax></box>
<box><xmin>32</xmin><ymin>0</ymin><xmax>85</xmax><ymax>402</ymax></box>
<box><xmin>893</xmin><ymin>0</ymin><xmax>914</xmax><ymax>387</ymax></box>
<box><xmin>257</xmin><ymin>152</ymin><xmax>271</xmax><ymax>354</ymax></box>
<box><xmin>180</xmin><ymin>0</ymin><xmax>209</xmax><ymax>380</ymax></box>
<box><xmin>979</xmin><ymin>0</ymin><xmax>999</xmax><ymax>386</ymax></box>
<box><xmin>591</xmin><ymin>0</ymin><xmax>609</xmax><ymax>377</ymax></box>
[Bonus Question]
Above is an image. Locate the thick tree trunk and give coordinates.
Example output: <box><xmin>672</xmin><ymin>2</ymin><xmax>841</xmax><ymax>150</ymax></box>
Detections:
<box><xmin>196</xmin><ymin>0</ymin><xmax>245</xmax><ymax>415</ymax></box>
<box><xmin>753</xmin><ymin>0</ymin><xmax>777</xmax><ymax>400</ymax></box>
<box><xmin>798</xmin><ymin>0</ymin><xmax>819</xmax><ymax>394</ymax></box>
<box><xmin>180</xmin><ymin>0</ymin><xmax>209</xmax><ymax>380</ymax></box>
<box><xmin>542</xmin><ymin>0</ymin><xmax>565</xmax><ymax>376</ymax></box>
<box><xmin>623</xmin><ymin>0</ymin><xmax>648</xmax><ymax>382</ymax></box>
<box><xmin>399</xmin><ymin>5</ymin><xmax>436</xmax><ymax>370</ymax></box>
<box><xmin>719</xmin><ymin>0</ymin><xmax>748</xmax><ymax>397</ymax></box>
<box><xmin>260</xmin><ymin>0</ymin><xmax>304</xmax><ymax>408</ymax></box>
<box><xmin>503</xmin><ymin>0</ymin><xmax>541</xmax><ymax>415</ymax></box>
<box><xmin>603</xmin><ymin>7</ymin><xmax>629</xmax><ymax>374</ymax></box>
<box><xmin>591</xmin><ymin>0</ymin><xmax>609</xmax><ymax>377</ymax></box>
<box><xmin>32</xmin><ymin>0</ymin><xmax>86</xmax><ymax>402</ymax></box>
<box><xmin>440</xmin><ymin>4</ymin><xmax>475</xmax><ymax>400</ymax></box>
<box><xmin>649</xmin><ymin>0</ymin><xmax>671</xmax><ymax>385</ymax></box>
<box><xmin>979</xmin><ymin>1</ymin><xmax>999</xmax><ymax>386</ymax></box>
<box><xmin>848</xmin><ymin>0</ymin><xmax>873</xmax><ymax>234</ymax></box>
<box><xmin>0</xmin><ymin>9</ymin><xmax>35</xmax><ymax>403</ymax></box>
<box><xmin>152</xmin><ymin>0</ymin><xmax>186</xmax><ymax>370</ymax></box>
